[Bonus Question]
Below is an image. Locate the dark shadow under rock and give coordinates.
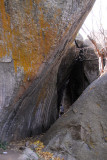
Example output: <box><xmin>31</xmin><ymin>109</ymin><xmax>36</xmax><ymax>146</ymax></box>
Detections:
<box><xmin>57</xmin><ymin>45</ymin><xmax>99</xmax><ymax>113</ymax></box>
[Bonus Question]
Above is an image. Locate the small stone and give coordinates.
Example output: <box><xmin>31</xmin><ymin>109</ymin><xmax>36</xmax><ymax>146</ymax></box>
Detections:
<box><xmin>3</xmin><ymin>152</ymin><xmax>8</xmax><ymax>154</ymax></box>
<box><xmin>25</xmin><ymin>141</ymin><xmax>29</xmax><ymax>147</ymax></box>
<box><xmin>30</xmin><ymin>144</ymin><xmax>38</xmax><ymax>151</ymax></box>
<box><xmin>19</xmin><ymin>148</ymin><xmax>39</xmax><ymax>160</ymax></box>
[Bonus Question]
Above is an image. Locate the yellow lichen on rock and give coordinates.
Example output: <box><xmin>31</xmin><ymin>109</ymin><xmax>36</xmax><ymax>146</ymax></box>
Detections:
<box><xmin>0</xmin><ymin>0</ymin><xmax>60</xmax><ymax>82</ymax></box>
<box><xmin>0</xmin><ymin>0</ymin><xmax>12</xmax><ymax>57</ymax></box>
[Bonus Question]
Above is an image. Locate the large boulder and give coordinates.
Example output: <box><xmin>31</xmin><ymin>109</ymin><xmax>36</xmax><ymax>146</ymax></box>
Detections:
<box><xmin>0</xmin><ymin>0</ymin><xmax>96</xmax><ymax>142</ymax></box>
<box><xmin>57</xmin><ymin>42</ymin><xmax>99</xmax><ymax>111</ymax></box>
<box><xmin>42</xmin><ymin>73</ymin><xmax>107</xmax><ymax>160</ymax></box>
<box><xmin>75</xmin><ymin>33</ymin><xmax>84</xmax><ymax>48</ymax></box>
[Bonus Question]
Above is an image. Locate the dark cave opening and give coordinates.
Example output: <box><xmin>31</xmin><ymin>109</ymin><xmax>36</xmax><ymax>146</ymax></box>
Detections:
<box><xmin>57</xmin><ymin>54</ymin><xmax>90</xmax><ymax>116</ymax></box>
<box><xmin>28</xmin><ymin>42</ymin><xmax>99</xmax><ymax>139</ymax></box>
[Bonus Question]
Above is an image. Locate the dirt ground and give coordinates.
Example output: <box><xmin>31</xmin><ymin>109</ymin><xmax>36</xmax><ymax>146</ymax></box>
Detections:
<box><xmin>0</xmin><ymin>135</ymin><xmax>43</xmax><ymax>160</ymax></box>
<box><xmin>0</xmin><ymin>149</ymin><xmax>21</xmax><ymax>160</ymax></box>
<box><xmin>0</xmin><ymin>140</ymin><xmax>25</xmax><ymax>160</ymax></box>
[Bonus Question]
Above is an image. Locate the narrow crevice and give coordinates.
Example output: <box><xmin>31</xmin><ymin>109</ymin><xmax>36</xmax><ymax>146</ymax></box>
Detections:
<box><xmin>57</xmin><ymin>50</ymin><xmax>91</xmax><ymax>116</ymax></box>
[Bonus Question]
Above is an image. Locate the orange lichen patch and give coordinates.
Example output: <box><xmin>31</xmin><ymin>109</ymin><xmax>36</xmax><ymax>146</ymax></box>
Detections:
<box><xmin>34</xmin><ymin>0</ymin><xmax>42</xmax><ymax>5</ymax></box>
<box><xmin>38</xmin><ymin>6</ymin><xmax>58</xmax><ymax>54</ymax></box>
<box><xmin>30</xmin><ymin>0</ymin><xmax>33</xmax><ymax>9</ymax></box>
<box><xmin>0</xmin><ymin>0</ymin><xmax>12</xmax><ymax>57</ymax></box>
<box><xmin>0</xmin><ymin>0</ymin><xmax>10</xmax><ymax>32</ymax></box>
<box><xmin>0</xmin><ymin>0</ymin><xmax>67</xmax><ymax>83</ymax></box>
<box><xmin>10</xmin><ymin>8</ymin><xmax>58</xmax><ymax>81</ymax></box>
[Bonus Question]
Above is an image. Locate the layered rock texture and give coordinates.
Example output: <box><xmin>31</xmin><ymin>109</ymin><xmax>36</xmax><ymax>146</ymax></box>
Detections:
<box><xmin>0</xmin><ymin>0</ymin><xmax>96</xmax><ymax>142</ymax></box>
<box><xmin>42</xmin><ymin>73</ymin><xmax>107</xmax><ymax>160</ymax></box>
<box><xmin>57</xmin><ymin>36</ymin><xmax>99</xmax><ymax>111</ymax></box>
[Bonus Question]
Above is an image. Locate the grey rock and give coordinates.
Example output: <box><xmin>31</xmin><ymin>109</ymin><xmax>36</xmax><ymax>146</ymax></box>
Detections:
<box><xmin>30</xmin><ymin>144</ymin><xmax>38</xmax><ymax>151</ymax></box>
<box><xmin>84</xmin><ymin>39</ymin><xmax>94</xmax><ymax>47</ymax></box>
<box><xmin>18</xmin><ymin>148</ymin><xmax>38</xmax><ymax>160</ymax></box>
<box><xmin>25</xmin><ymin>141</ymin><xmax>29</xmax><ymax>147</ymax></box>
<box><xmin>83</xmin><ymin>47</ymin><xmax>99</xmax><ymax>83</ymax></box>
<box><xmin>75</xmin><ymin>33</ymin><xmax>84</xmax><ymax>48</ymax></box>
<box><xmin>58</xmin><ymin>44</ymin><xmax>99</xmax><ymax>111</ymax></box>
<box><xmin>42</xmin><ymin>73</ymin><xmax>107</xmax><ymax>160</ymax></box>
<box><xmin>0</xmin><ymin>0</ymin><xmax>96</xmax><ymax>142</ymax></box>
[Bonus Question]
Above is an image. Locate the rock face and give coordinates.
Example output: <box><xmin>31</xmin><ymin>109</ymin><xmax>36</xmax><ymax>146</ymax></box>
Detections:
<box><xmin>42</xmin><ymin>73</ymin><xmax>107</xmax><ymax>160</ymax></box>
<box><xmin>0</xmin><ymin>0</ymin><xmax>96</xmax><ymax>142</ymax></box>
<box><xmin>57</xmin><ymin>41</ymin><xmax>99</xmax><ymax>112</ymax></box>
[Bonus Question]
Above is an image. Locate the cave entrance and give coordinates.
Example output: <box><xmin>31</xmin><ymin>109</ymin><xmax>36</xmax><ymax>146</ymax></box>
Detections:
<box><xmin>57</xmin><ymin>49</ymin><xmax>90</xmax><ymax>116</ymax></box>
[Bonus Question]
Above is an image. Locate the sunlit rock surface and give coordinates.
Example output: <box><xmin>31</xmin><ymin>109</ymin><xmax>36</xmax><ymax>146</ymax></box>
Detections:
<box><xmin>0</xmin><ymin>0</ymin><xmax>96</xmax><ymax>141</ymax></box>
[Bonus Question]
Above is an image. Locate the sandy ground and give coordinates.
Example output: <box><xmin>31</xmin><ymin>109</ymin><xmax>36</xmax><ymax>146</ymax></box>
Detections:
<box><xmin>0</xmin><ymin>139</ymin><xmax>30</xmax><ymax>160</ymax></box>
<box><xmin>0</xmin><ymin>149</ymin><xmax>21</xmax><ymax>160</ymax></box>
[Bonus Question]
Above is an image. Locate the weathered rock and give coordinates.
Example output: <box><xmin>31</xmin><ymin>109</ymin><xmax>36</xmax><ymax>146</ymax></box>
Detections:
<box><xmin>84</xmin><ymin>39</ymin><xmax>94</xmax><ymax>47</ymax></box>
<box><xmin>18</xmin><ymin>148</ymin><xmax>39</xmax><ymax>160</ymax></box>
<box><xmin>57</xmin><ymin>42</ymin><xmax>99</xmax><ymax>111</ymax></box>
<box><xmin>75</xmin><ymin>33</ymin><xmax>84</xmax><ymax>48</ymax></box>
<box><xmin>83</xmin><ymin>47</ymin><xmax>99</xmax><ymax>83</ymax></box>
<box><xmin>42</xmin><ymin>73</ymin><xmax>107</xmax><ymax>160</ymax></box>
<box><xmin>0</xmin><ymin>0</ymin><xmax>96</xmax><ymax>142</ymax></box>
